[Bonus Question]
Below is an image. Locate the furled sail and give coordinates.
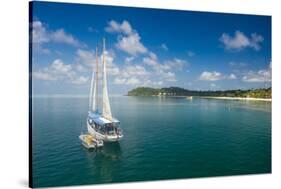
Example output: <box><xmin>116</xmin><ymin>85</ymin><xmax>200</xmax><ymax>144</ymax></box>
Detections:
<box><xmin>102</xmin><ymin>38</ymin><xmax>112</xmax><ymax>120</ymax></box>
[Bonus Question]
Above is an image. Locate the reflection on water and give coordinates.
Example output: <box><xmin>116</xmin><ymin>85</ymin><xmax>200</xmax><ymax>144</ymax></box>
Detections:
<box><xmin>84</xmin><ymin>142</ymin><xmax>122</xmax><ymax>159</ymax></box>
<box><xmin>83</xmin><ymin>142</ymin><xmax>122</xmax><ymax>183</ymax></box>
<box><xmin>100</xmin><ymin>143</ymin><xmax>122</xmax><ymax>160</ymax></box>
<box><xmin>80</xmin><ymin>142</ymin><xmax>122</xmax><ymax>183</ymax></box>
<box><xmin>83</xmin><ymin>142</ymin><xmax>122</xmax><ymax>162</ymax></box>
<box><xmin>100</xmin><ymin>143</ymin><xmax>122</xmax><ymax>182</ymax></box>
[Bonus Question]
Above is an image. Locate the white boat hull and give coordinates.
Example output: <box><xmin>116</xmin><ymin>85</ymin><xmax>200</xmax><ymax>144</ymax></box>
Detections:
<box><xmin>87</xmin><ymin>122</ymin><xmax>123</xmax><ymax>142</ymax></box>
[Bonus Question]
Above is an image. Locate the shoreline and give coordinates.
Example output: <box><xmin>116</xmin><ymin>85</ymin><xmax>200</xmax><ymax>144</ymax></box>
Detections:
<box><xmin>34</xmin><ymin>95</ymin><xmax>271</xmax><ymax>102</ymax></box>
<box><xmin>197</xmin><ymin>96</ymin><xmax>271</xmax><ymax>102</ymax></box>
<box><xmin>148</xmin><ymin>95</ymin><xmax>271</xmax><ymax>102</ymax></box>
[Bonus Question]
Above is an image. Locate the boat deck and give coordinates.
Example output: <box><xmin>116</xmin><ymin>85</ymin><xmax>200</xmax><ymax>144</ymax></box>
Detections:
<box><xmin>79</xmin><ymin>134</ymin><xmax>104</xmax><ymax>149</ymax></box>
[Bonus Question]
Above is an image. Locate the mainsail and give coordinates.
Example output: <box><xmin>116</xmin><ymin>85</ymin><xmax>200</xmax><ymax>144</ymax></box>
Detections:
<box><xmin>92</xmin><ymin>48</ymin><xmax>99</xmax><ymax>112</ymax></box>
<box><xmin>89</xmin><ymin>48</ymin><xmax>99</xmax><ymax>112</ymax></box>
<box><xmin>102</xmin><ymin>38</ymin><xmax>112</xmax><ymax>120</ymax></box>
<box><xmin>89</xmin><ymin>57</ymin><xmax>95</xmax><ymax>110</ymax></box>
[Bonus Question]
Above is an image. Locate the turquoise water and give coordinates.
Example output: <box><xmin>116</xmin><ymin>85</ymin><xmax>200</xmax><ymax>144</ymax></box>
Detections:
<box><xmin>32</xmin><ymin>96</ymin><xmax>271</xmax><ymax>187</ymax></box>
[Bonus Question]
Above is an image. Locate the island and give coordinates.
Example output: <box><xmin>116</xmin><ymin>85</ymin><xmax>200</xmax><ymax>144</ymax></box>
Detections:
<box><xmin>127</xmin><ymin>87</ymin><xmax>271</xmax><ymax>101</ymax></box>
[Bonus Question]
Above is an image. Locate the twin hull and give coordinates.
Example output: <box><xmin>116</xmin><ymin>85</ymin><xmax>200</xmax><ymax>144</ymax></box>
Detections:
<box><xmin>87</xmin><ymin>122</ymin><xmax>122</xmax><ymax>142</ymax></box>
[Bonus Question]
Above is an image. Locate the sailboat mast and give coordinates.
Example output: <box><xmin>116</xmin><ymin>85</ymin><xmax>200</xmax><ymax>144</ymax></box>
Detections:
<box><xmin>102</xmin><ymin>38</ymin><xmax>112</xmax><ymax>120</ymax></box>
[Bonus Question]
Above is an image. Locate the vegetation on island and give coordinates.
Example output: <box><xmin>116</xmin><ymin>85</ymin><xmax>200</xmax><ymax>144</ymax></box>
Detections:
<box><xmin>127</xmin><ymin>87</ymin><xmax>272</xmax><ymax>99</ymax></box>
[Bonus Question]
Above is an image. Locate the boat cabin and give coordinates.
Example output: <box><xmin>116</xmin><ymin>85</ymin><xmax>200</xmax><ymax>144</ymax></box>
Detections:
<box><xmin>88</xmin><ymin>111</ymin><xmax>121</xmax><ymax>136</ymax></box>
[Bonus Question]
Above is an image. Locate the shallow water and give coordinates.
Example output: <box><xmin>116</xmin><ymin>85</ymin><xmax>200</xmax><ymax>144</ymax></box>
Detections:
<box><xmin>32</xmin><ymin>96</ymin><xmax>271</xmax><ymax>187</ymax></box>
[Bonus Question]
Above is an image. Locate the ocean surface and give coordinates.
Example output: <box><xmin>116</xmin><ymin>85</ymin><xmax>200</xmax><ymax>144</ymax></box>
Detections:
<box><xmin>32</xmin><ymin>96</ymin><xmax>271</xmax><ymax>187</ymax></box>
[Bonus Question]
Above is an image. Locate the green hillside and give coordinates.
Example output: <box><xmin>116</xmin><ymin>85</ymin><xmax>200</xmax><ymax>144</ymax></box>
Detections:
<box><xmin>127</xmin><ymin>87</ymin><xmax>271</xmax><ymax>99</ymax></box>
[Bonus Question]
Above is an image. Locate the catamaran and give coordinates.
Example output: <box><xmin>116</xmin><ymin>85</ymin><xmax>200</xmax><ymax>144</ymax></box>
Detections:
<box><xmin>87</xmin><ymin>39</ymin><xmax>123</xmax><ymax>142</ymax></box>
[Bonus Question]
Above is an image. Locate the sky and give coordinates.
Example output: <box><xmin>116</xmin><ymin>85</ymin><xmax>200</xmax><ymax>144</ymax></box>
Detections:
<box><xmin>31</xmin><ymin>1</ymin><xmax>271</xmax><ymax>95</ymax></box>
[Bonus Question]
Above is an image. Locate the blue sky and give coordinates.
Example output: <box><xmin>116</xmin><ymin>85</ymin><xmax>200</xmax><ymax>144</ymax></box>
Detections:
<box><xmin>31</xmin><ymin>1</ymin><xmax>271</xmax><ymax>95</ymax></box>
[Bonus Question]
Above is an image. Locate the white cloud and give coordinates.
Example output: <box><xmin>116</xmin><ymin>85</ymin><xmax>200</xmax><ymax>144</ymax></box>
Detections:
<box><xmin>148</xmin><ymin>52</ymin><xmax>157</xmax><ymax>60</ymax></box>
<box><xmin>152</xmin><ymin>81</ymin><xmax>163</xmax><ymax>86</ymax></box>
<box><xmin>161</xmin><ymin>43</ymin><xmax>168</xmax><ymax>51</ymax></box>
<box><xmin>242</xmin><ymin>63</ymin><xmax>271</xmax><ymax>83</ymax></box>
<box><xmin>114</xmin><ymin>77</ymin><xmax>126</xmax><ymax>85</ymax></box>
<box><xmin>32</xmin><ymin>20</ymin><xmax>82</xmax><ymax>47</ymax></box>
<box><xmin>143</xmin><ymin>53</ymin><xmax>186</xmax><ymax>71</ymax></box>
<box><xmin>33</xmin><ymin>59</ymin><xmax>88</xmax><ymax>85</ymax></box>
<box><xmin>105</xmin><ymin>20</ymin><xmax>181</xmax><ymax>85</ymax></box>
<box><xmin>50</xmin><ymin>59</ymin><xmax>73</xmax><ymax>76</ymax></box>
<box><xmin>163</xmin><ymin>71</ymin><xmax>177</xmax><ymax>82</ymax></box>
<box><xmin>250</xmin><ymin>33</ymin><xmax>264</xmax><ymax>50</ymax></box>
<box><xmin>220</xmin><ymin>30</ymin><xmax>263</xmax><ymax>51</ymax></box>
<box><xmin>228</xmin><ymin>73</ymin><xmax>237</xmax><ymax>80</ymax></box>
<box><xmin>126</xmin><ymin>78</ymin><xmax>141</xmax><ymax>85</ymax></box>
<box><xmin>125</xmin><ymin>56</ymin><xmax>135</xmax><ymax>63</ymax></box>
<box><xmin>105</xmin><ymin>20</ymin><xmax>147</xmax><ymax>56</ymax></box>
<box><xmin>142</xmin><ymin>53</ymin><xmax>187</xmax><ymax>83</ymax></box>
<box><xmin>75</xmin><ymin>47</ymin><xmax>152</xmax><ymax>86</ymax></box>
<box><xmin>32</xmin><ymin>21</ymin><xmax>49</xmax><ymax>43</ymax></box>
<box><xmin>75</xmin><ymin>48</ymin><xmax>120</xmax><ymax>76</ymax></box>
<box><xmin>33</xmin><ymin>71</ymin><xmax>56</xmax><ymax>81</ymax></box>
<box><xmin>114</xmin><ymin>76</ymin><xmax>163</xmax><ymax>87</ymax></box>
<box><xmin>70</xmin><ymin>47</ymin><xmax>170</xmax><ymax>87</ymax></box>
<box><xmin>200</xmin><ymin>71</ymin><xmax>222</xmax><ymax>81</ymax></box>
<box><xmin>123</xmin><ymin>65</ymin><xmax>149</xmax><ymax>77</ymax></box>
<box><xmin>143</xmin><ymin>52</ymin><xmax>158</xmax><ymax>67</ymax></box>
<box><xmin>104</xmin><ymin>19</ymin><xmax>193</xmax><ymax>86</ymax></box>
<box><xmin>199</xmin><ymin>71</ymin><xmax>237</xmax><ymax>81</ymax></box>
<box><xmin>33</xmin><ymin>44</ymin><xmax>51</xmax><ymax>54</ymax></box>
<box><xmin>116</xmin><ymin>33</ymin><xmax>147</xmax><ymax>56</ymax></box>
<box><xmin>242</xmin><ymin>70</ymin><xmax>271</xmax><ymax>82</ymax></box>
<box><xmin>50</xmin><ymin>29</ymin><xmax>81</xmax><ymax>47</ymax></box>
<box><xmin>71</xmin><ymin>76</ymin><xmax>89</xmax><ymax>84</ymax></box>
<box><xmin>164</xmin><ymin>58</ymin><xmax>187</xmax><ymax>70</ymax></box>
<box><xmin>113</xmin><ymin>64</ymin><xmax>150</xmax><ymax>85</ymax></box>
<box><xmin>76</xmin><ymin>49</ymin><xmax>95</xmax><ymax>66</ymax></box>
<box><xmin>75</xmin><ymin>64</ymin><xmax>88</xmax><ymax>72</ymax></box>
<box><xmin>105</xmin><ymin>20</ymin><xmax>133</xmax><ymax>35</ymax></box>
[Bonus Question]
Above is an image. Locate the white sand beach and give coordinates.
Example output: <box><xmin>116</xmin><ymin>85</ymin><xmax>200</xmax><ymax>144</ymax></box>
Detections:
<box><xmin>199</xmin><ymin>96</ymin><xmax>272</xmax><ymax>102</ymax></box>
